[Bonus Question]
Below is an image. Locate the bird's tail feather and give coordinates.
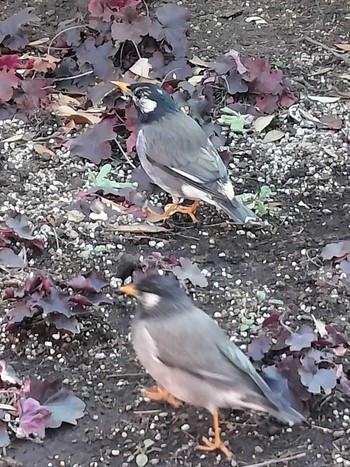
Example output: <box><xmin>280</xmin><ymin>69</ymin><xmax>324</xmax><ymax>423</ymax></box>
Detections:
<box><xmin>218</xmin><ymin>198</ymin><xmax>259</xmax><ymax>224</ymax></box>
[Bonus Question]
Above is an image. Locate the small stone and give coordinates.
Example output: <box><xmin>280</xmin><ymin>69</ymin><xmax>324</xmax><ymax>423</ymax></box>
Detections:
<box><xmin>181</xmin><ymin>423</ymin><xmax>190</xmax><ymax>431</ymax></box>
<box><xmin>255</xmin><ymin>446</ymin><xmax>263</xmax><ymax>453</ymax></box>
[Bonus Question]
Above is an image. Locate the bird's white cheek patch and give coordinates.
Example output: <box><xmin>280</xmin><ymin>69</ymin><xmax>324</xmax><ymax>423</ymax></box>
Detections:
<box><xmin>141</xmin><ymin>292</ymin><xmax>161</xmax><ymax>308</ymax></box>
<box><xmin>140</xmin><ymin>98</ymin><xmax>158</xmax><ymax>113</ymax></box>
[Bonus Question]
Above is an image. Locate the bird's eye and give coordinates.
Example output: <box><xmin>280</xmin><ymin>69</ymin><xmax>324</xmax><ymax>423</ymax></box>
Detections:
<box><xmin>134</xmin><ymin>89</ymin><xmax>143</xmax><ymax>99</ymax></box>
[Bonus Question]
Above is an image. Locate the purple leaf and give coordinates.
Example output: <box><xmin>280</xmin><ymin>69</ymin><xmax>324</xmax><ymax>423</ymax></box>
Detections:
<box><xmin>247</xmin><ymin>335</ymin><xmax>272</xmax><ymax>361</ymax></box>
<box><xmin>69</xmin><ymin>121</ymin><xmax>117</xmax><ymax>164</ymax></box>
<box><xmin>111</xmin><ymin>14</ymin><xmax>151</xmax><ymax>44</ymax></box>
<box><xmin>321</xmin><ymin>240</ymin><xmax>350</xmax><ymax>261</ymax></box>
<box><xmin>153</xmin><ymin>5</ymin><xmax>190</xmax><ymax>58</ymax></box>
<box><xmin>6</xmin><ymin>301</ymin><xmax>36</xmax><ymax>325</ymax></box>
<box><xmin>224</xmin><ymin>69</ymin><xmax>248</xmax><ymax>94</ymax></box>
<box><xmin>0</xmin><ymin>248</ymin><xmax>25</xmax><ymax>268</ymax></box>
<box><xmin>25</xmin><ymin>377</ymin><xmax>85</xmax><ymax>428</ymax></box>
<box><xmin>173</xmin><ymin>257</ymin><xmax>208</xmax><ymax>287</ymax></box>
<box><xmin>75</xmin><ymin>37</ymin><xmax>114</xmax><ymax>78</ymax></box>
<box><xmin>30</xmin><ymin>288</ymin><xmax>71</xmax><ymax>317</ymax></box>
<box><xmin>0</xmin><ymin>8</ymin><xmax>40</xmax><ymax>50</ymax></box>
<box><xmin>18</xmin><ymin>398</ymin><xmax>51</xmax><ymax>439</ymax></box>
<box><xmin>285</xmin><ymin>325</ymin><xmax>317</xmax><ymax>351</ymax></box>
<box><xmin>45</xmin><ymin>314</ymin><xmax>80</xmax><ymax>334</ymax></box>
<box><xmin>131</xmin><ymin>166</ymin><xmax>154</xmax><ymax>192</ymax></box>
<box><xmin>5</xmin><ymin>213</ymin><xmax>35</xmax><ymax>240</ymax></box>
<box><xmin>67</xmin><ymin>271</ymin><xmax>108</xmax><ymax>293</ymax></box>
<box><xmin>299</xmin><ymin>365</ymin><xmax>337</xmax><ymax>395</ymax></box>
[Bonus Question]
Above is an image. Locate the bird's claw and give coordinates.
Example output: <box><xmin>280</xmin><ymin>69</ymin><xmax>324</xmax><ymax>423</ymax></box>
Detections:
<box><xmin>142</xmin><ymin>385</ymin><xmax>182</xmax><ymax>409</ymax></box>
<box><xmin>197</xmin><ymin>436</ymin><xmax>233</xmax><ymax>459</ymax></box>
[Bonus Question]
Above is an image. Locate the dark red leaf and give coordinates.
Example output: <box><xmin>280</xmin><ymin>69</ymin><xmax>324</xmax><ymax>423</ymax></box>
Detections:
<box><xmin>262</xmin><ymin>313</ymin><xmax>281</xmax><ymax>327</ymax></box>
<box><xmin>0</xmin><ymin>68</ymin><xmax>19</xmax><ymax>102</ymax></box>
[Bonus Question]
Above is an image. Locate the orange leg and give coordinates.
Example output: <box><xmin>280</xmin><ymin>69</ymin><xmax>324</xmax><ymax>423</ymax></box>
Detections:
<box><xmin>176</xmin><ymin>200</ymin><xmax>200</xmax><ymax>223</ymax></box>
<box><xmin>196</xmin><ymin>411</ymin><xmax>233</xmax><ymax>459</ymax></box>
<box><xmin>147</xmin><ymin>200</ymin><xmax>200</xmax><ymax>223</ymax></box>
<box><xmin>142</xmin><ymin>385</ymin><xmax>182</xmax><ymax>409</ymax></box>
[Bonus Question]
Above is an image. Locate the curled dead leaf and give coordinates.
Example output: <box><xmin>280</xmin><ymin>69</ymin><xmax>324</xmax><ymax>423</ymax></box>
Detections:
<box><xmin>33</xmin><ymin>144</ymin><xmax>55</xmax><ymax>157</ymax></box>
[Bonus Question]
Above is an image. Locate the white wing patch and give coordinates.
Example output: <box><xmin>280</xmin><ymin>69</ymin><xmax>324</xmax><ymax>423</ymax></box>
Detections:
<box><xmin>218</xmin><ymin>180</ymin><xmax>235</xmax><ymax>200</ymax></box>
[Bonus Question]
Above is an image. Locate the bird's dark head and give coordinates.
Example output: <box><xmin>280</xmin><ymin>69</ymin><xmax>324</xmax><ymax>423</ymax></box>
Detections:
<box><xmin>112</xmin><ymin>81</ymin><xmax>178</xmax><ymax>123</ymax></box>
<box><xmin>120</xmin><ymin>272</ymin><xmax>189</xmax><ymax>315</ymax></box>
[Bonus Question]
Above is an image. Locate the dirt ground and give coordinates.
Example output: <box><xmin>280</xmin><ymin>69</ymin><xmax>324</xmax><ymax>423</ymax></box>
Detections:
<box><xmin>1</xmin><ymin>0</ymin><xmax>350</xmax><ymax>466</ymax></box>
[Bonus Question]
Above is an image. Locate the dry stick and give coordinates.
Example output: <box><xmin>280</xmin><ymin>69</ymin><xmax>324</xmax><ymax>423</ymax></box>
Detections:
<box><xmin>243</xmin><ymin>452</ymin><xmax>306</xmax><ymax>467</ymax></box>
<box><xmin>52</xmin><ymin>70</ymin><xmax>94</xmax><ymax>82</ymax></box>
<box><xmin>114</xmin><ymin>137</ymin><xmax>137</xmax><ymax>169</ymax></box>
<box><xmin>301</xmin><ymin>36</ymin><xmax>350</xmax><ymax>67</ymax></box>
<box><xmin>47</xmin><ymin>24</ymin><xmax>88</xmax><ymax>55</ymax></box>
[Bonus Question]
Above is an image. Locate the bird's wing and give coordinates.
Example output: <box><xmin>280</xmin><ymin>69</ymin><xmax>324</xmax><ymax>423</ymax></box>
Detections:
<box><xmin>139</xmin><ymin>112</ymin><xmax>231</xmax><ymax>201</ymax></box>
<box><xmin>144</xmin><ymin>305</ymin><xmax>264</xmax><ymax>391</ymax></box>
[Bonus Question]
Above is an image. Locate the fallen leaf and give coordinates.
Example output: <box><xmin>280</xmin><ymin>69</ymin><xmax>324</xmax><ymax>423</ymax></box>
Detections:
<box><xmin>33</xmin><ymin>143</ymin><xmax>55</xmax><ymax>157</ymax></box>
<box><xmin>17</xmin><ymin>398</ymin><xmax>50</xmax><ymax>439</ymax></box>
<box><xmin>27</xmin><ymin>37</ymin><xmax>50</xmax><ymax>47</ymax></box>
<box><xmin>55</xmin><ymin>105</ymin><xmax>101</xmax><ymax>125</ymax></box>
<box><xmin>129</xmin><ymin>58</ymin><xmax>152</xmax><ymax>79</ymax></box>
<box><xmin>0</xmin><ymin>134</ymin><xmax>23</xmax><ymax>143</ymax></box>
<box><xmin>253</xmin><ymin>115</ymin><xmax>274</xmax><ymax>133</ymax></box>
<box><xmin>110</xmin><ymin>224</ymin><xmax>167</xmax><ymax>233</ymax></box>
<box><xmin>319</xmin><ymin>115</ymin><xmax>342</xmax><ymax>130</ymax></box>
<box><xmin>308</xmin><ymin>95</ymin><xmax>340</xmax><ymax>104</ymax></box>
<box><xmin>335</xmin><ymin>43</ymin><xmax>350</xmax><ymax>51</ymax></box>
<box><xmin>263</xmin><ymin>130</ymin><xmax>284</xmax><ymax>143</ymax></box>
<box><xmin>321</xmin><ymin>240</ymin><xmax>350</xmax><ymax>261</ymax></box>
<box><xmin>247</xmin><ymin>335</ymin><xmax>272</xmax><ymax>361</ymax></box>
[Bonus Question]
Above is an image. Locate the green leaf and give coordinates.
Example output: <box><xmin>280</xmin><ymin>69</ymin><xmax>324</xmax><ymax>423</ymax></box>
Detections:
<box><xmin>256</xmin><ymin>290</ymin><xmax>267</xmax><ymax>302</ymax></box>
<box><xmin>220</xmin><ymin>115</ymin><xmax>244</xmax><ymax>133</ymax></box>
<box><xmin>256</xmin><ymin>200</ymin><xmax>267</xmax><ymax>216</ymax></box>
<box><xmin>136</xmin><ymin>453</ymin><xmax>148</xmax><ymax>467</ymax></box>
<box><xmin>259</xmin><ymin>185</ymin><xmax>277</xmax><ymax>199</ymax></box>
<box><xmin>143</xmin><ymin>439</ymin><xmax>155</xmax><ymax>450</ymax></box>
<box><xmin>220</xmin><ymin>106</ymin><xmax>238</xmax><ymax>116</ymax></box>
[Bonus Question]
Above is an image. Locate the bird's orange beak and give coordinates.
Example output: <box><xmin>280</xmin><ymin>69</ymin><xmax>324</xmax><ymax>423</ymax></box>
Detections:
<box><xmin>120</xmin><ymin>283</ymin><xmax>137</xmax><ymax>296</ymax></box>
<box><xmin>111</xmin><ymin>81</ymin><xmax>132</xmax><ymax>95</ymax></box>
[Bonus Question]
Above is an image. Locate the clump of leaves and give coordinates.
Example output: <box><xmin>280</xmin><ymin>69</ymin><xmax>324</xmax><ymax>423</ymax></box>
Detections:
<box><xmin>247</xmin><ymin>313</ymin><xmax>350</xmax><ymax>415</ymax></box>
<box><xmin>0</xmin><ymin>361</ymin><xmax>85</xmax><ymax>448</ymax></box>
<box><xmin>115</xmin><ymin>252</ymin><xmax>208</xmax><ymax>287</ymax></box>
<box><xmin>321</xmin><ymin>239</ymin><xmax>350</xmax><ymax>292</ymax></box>
<box><xmin>0</xmin><ymin>212</ymin><xmax>44</xmax><ymax>269</ymax></box>
<box><xmin>236</xmin><ymin>185</ymin><xmax>278</xmax><ymax>217</ymax></box>
<box><xmin>2</xmin><ymin>271</ymin><xmax>111</xmax><ymax>334</ymax></box>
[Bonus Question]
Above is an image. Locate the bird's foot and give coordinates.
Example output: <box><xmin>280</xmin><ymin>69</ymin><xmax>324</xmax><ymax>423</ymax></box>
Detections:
<box><xmin>197</xmin><ymin>436</ymin><xmax>233</xmax><ymax>459</ymax></box>
<box><xmin>176</xmin><ymin>200</ymin><xmax>200</xmax><ymax>223</ymax></box>
<box><xmin>142</xmin><ymin>385</ymin><xmax>182</xmax><ymax>409</ymax></box>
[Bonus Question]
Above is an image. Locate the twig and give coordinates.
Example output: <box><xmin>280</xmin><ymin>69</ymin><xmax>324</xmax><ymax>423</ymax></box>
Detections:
<box><xmin>52</xmin><ymin>70</ymin><xmax>94</xmax><ymax>82</ymax></box>
<box><xmin>301</xmin><ymin>36</ymin><xmax>350</xmax><ymax>67</ymax></box>
<box><xmin>243</xmin><ymin>452</ymin><xmax>306</xmax><ymax>467</ymax></box>
<box><xmin>107</xmin><ymin>372</ymin><xmax>145</xmax><ymax>378</ymax></box>
<box><xmin>47</xmin><ymin>24</ymin><xmax>88</xmax><ymax>55</ymax></box>
<box><xmin>50</xmin><ymin>225</ymin><xmax>60</xmax><ymax>251</ymax></box>
<box><xmin>132</xmin><ymin>41</ymin><xmax>142</xmax><ymax>60</ymax></box>
<box><xmin>114</xmin><ymin>137</ymin><xmax>137</xmax><ymax>169</ymax></box>
<box><xmin>134</xmin><ymin>409</ymin><xmax>161</xmax><ymax>415</ymax></box>
<box><xmin>141</xmin><ymin>0</ymin><xmax>149</xmax><ymax>17</ymax></box>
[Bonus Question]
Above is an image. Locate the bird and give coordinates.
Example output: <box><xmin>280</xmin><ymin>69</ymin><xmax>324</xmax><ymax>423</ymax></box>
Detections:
<box><xmin>112</xmin><ymin>80</ymin><xmax>259</xmax><ymax>224</ymax></box>
<box><xmin>120</xmin><ymin>273</ymin><xmax>305</xmax><ymax>458</ymax></box>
